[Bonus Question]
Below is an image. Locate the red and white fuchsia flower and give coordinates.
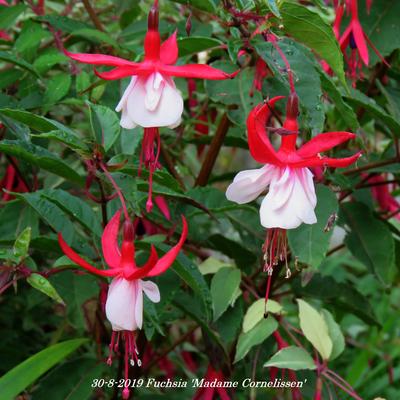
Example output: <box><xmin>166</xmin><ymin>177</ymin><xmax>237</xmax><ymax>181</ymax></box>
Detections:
<box><xmin>226</xmin><ymin>93</ymin><xmax>360</xmax><ymax>299</ymax></box>
<box><xmin>58</xmin><ymin>210</ymin><xmax>187</xmax><ymax>399</ymax></box>
<box><xmin>226</xmin><ymin>93</ymin><xmax>361</xmax><ymax>230</ymax></box>
<box><xmin>65</xmin><ymin>0</ymin><xmax>235</xmax><ymax>129</ymax></box>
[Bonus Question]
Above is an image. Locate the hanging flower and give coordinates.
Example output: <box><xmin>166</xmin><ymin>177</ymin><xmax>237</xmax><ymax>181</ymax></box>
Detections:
<box><xmin>338</xmin><ymin>0</ymin><xmax>388</xmax><ymax>85</ymax></box>
<box><xmin>58</xmin><ymin>210</ymin><xmax>187</xmax><ymax>399</ymax></box>
<box><xmin>65</xmin><ymin>0</ymin><xmax>236</xmax><ymax>129</ymax></box>
<box><xmin>367</xmin><ymin>174</ymin><xmax>400</xmax><ymax>220</ymax></box>
<box><xmin>225</xmin><ymin>93</ymin><xmax>360</xmax><ymax>299</ymax></box>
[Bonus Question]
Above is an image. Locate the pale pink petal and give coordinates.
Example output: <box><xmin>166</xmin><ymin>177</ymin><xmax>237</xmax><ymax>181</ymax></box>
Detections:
<box><xmin>141</xmin><ymin>280</ymin><xmax>161</xmax><ymax>303</ymax></box>
<box><xmin>126</xmin><ymin>74</ymin><xmax>183</xmax><ymax>128</ymax></box>
<box><xmin>226</xmin><ymin>165</ymin><xmax>275</xmax><ymax>204</ymax></box>
<box><xmin>260</xmin><ymin>167</ymin><xmax>317</xmax><ymax>229</ymax></box>
<box><xmin>105</xmin><ymin>278</ymin><xmax>139</xmax><ymax>331</ymax></box>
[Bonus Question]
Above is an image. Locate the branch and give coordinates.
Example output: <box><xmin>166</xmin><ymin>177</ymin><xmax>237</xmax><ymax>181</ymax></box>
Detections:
<box><xmin>195</xmin><ymin>113</ymin><xmax>230</xmax><ymax>186</ymax></box>
<box><xmin>82</xmin><ymin>0</ymin><xmax>105</xmax><ymax>32</ymax></box>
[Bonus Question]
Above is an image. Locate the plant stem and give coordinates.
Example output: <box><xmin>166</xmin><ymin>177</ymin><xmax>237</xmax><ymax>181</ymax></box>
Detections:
<box><xmin>195</xmin><ymin>113</ymin><xmax>230</xmax><ymax>186</ymax></box>
<box><xmin>82</xmin><ymin>0</ymin><xmax>105</xmax><ymax>31</ymax></box>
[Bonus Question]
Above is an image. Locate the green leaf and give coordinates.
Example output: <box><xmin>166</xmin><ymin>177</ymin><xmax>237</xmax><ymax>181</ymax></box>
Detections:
<box><xmin>266</xmin><ymin>0</ymin><xmax>281</xmax><ymax>18</ymax></box>
<box><xmin>13</xmin><ymin>227</ymin><xmax>31</xmax><ymax>260</ymax></box>
<box><xmin>44</xmin><ymin>74</ymin><xmax>72</xmax><ymax>104</ymax></box>
<box><xmin>154</xmin><ymin>243</ymin><xmax>213</xmax><ymax>321</ymax></box>
<box><xmin>346</xmin><ymin>88</ymin><xmax>400</xmax><ymax>135</ymax></box>
<box><xmin>0</xmin><ymin>108</ymin><xmax>78</xmax><ymax>136</ymax></box>
<box><xmin>205</xmin><ymin>63</ymin><xmax>262</xmax><ymax>126</ymax></box>
<box><xmin>263</xmin><ymin>346</ymin><xmax>316</xmax><ymax>370</ymax></box>
<box><xmin>88</xmin><ymin>102</ymin><xmax>121</xmax><ymax>152</ymax></box>
<box><xmin>171</xmin><ymin>0</ymin><xmax>216</xmax><ymax>13</ymax></box>
<box><xmin>359</xmin><ymin>0</ymin><xmax>400</xmax><ymax>64</ymax></box>
<box><xmin>255</xmin><ymin>40</ymin><xmax>324</xmax><ymax>133</ymax></box>
<box><xmin>51</xmin><ymin>272</ymin><xmax>98</xmax><ymax>329</ymax></box>
<box><xmin>319</xmin><ymin>71</ymin><xmax>359</xmax><ymax>130</ymax></box>
<box><xmin>40</xmin><ymin>189</ymin><xmax>102</xmax><ymax>236</ymax></box>
<box><xmin>288</xmin><ymin>185</ymin><xmax>338</xmax><ymax>269</ymax></box>
<box><xmin>292</xmin><ymin>274</ymin><xmax>379</xmax><ymax>326</ymax></box>
<box><xmin>234</xmin><ymin>318</ymin><xmax>278</xmax><ymax>363</ymax></box>
<box><xmin>33</xmin><ymin>51</ymin><xmax>69</xmax><ymax>74</ymax></box>
<box><xmin>32</xmin><ymin>130</ymin><xmax>89</xmax><ymax>153</ymax></box>
<box><xmin>0</xmin><ymin>4</ymin><xmax>26</xmax><ymax>30</ymax></box>
<box><xmin>0</xmin><ymin>339</ymin><xmax>88</xmax><ymax>400</ymax></box>
<box><xmin>0</xmin><ymin>51</ymin><xmax>40</xmax><ymax>77</ymax></box>
<box><xmin>27</xmin><ymin>273</ymin><xmax>65</xmax><ymax>304</ymax></box>
<box><xmin>71</xmin><ymin>28</ymin><xmax>120</xmax><ymax>48</ymax></box>
<box><xmin>0</xmin><ymin>140</ymin><xmax>82</xmax><ymax>184</ymax></box>
<box><xmin>340</xmin><ymin>202</ymin><xmax>395</xmax><ymax>285</ymax></box>
<box><xmin>38</xmin><ymin>15</ymin><xmax>91</xmax><ymax>33</ymax></box>
<box><xmin>211</xmin><ymin>267</ymin><xmax>241</xmax><ymax>321</ymax></box>
<box><xmin>177</xmin><ymin>36</ymin><xmax>222</xmax><ymax>57</ymax></box>
<box><xmin>15</xmin><ymin>21</ymin><xmax>50</xmax><ymax>56</ymax></box>
<box><xmin>31</xmin><ymin>357</ymin><xmax>106</xmax><ymax>400</ymax></box>
<box><xmin>198</xmin><ymin>257</ymin><xmax>233</xmax><ymax>275</ymax></box>
<box><xmin>242</xmin><ymin>298</ymin><xmax>283</xmax><ymax>333</ymax></box>
<box><xmin>321</xmin><ymin>309</ymin><xmax>345</xmax><ymax>361</ymax></box>
<box><xmin>297</xmin><ymin>299</ymin><xmax>332</xmax><ymax>360</ymax></box>
<box><xmin>279</xmin><ymin>2</ymin><xmax>346</xmax><ymax>86</ymax></box>
<box><xmin>14</xmin><ymin>192</ymin><xmax>74</xmax><ymax>242</ymax></box>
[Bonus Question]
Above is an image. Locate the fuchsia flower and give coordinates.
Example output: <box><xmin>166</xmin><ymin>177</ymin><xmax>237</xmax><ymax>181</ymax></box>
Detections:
<box><xmin>226</xmin><ymin>93</ymin><xmax>361</xmax><ymax>230</ymax></box>
<box><xmin>65</xmin><ymin>0</ymin><xmax>236</xmax><ymax>129</ymax></box>
<box><xmin>338</xmin><ymin>0</ymin><xmax>387</xmax><ymax>85</ymax></box>
<box><xmin>226</xmin><ymin>93</ymin><xmax>360</xmax><ymax>290</ymax></box>
<box><xmin>58</xmin><ymin>210</ymin><xmax>187</xmax><ymax>399</ymax></box>
<box><xmin>367</xmin><ymin>174</ymin><xmax>400</xmax><ymax>220</ymax></box>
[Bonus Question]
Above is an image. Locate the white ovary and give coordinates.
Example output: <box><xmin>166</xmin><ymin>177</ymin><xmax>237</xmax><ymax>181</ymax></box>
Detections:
<box><xmin>115</xmin><ymin>73</ymin><xmax>183</xmax><ymax>129</ymax></box>
<box><xmin>105</xmin><ymin>277</ymin><xmax>160</xmax><ymax>331</ymax></box>
<box><xmin>226</xmin><ymin>165</ymin><xmax>317</xmax><ymax>230</ymax></box>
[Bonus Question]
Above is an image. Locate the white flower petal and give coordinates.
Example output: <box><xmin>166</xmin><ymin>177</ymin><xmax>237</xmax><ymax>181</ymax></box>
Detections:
<box><xmin>134</xmin><ymin>281</ymin><xmax>144</xmax><ymax>330</ymax></box>
<box><xmin>125</xmin><ymin>73</ymin><xmax>183</xmax><ymax>128</ymax></box>
<box><xmin>260</xmin><ymin>167</ymin><xmax>317</xmax><ymax>229</ymax></box>
<box><xmin>226</xmin><ymin>165</ymin><xmax>274</xmax><ymax>204</ymax></box>
<box><xmin>115</xmin><ymin>77</ymin><xmax>137</xmax><ymax>112</ymax></box>
<box><xmin>144</xmin><ymin>72</ymin><xmax>165</xmax><ymax>111</ymax></box>
<box><xmin>105</xmin><ymin>277</ymin><xmax>140</xmax><ymax>331</ymax></box>
<box><xmin>141</xmin><ymin>280</ymin><xmax>161</xmax><ymax>303</ymax></box>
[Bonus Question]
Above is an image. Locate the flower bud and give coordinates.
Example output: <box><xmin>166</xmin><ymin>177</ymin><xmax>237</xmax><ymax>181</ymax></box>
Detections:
<box><xmin>148</xmin><ymin>0</ymin><xmax>159</xmax><ymax>31</ymax></box>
